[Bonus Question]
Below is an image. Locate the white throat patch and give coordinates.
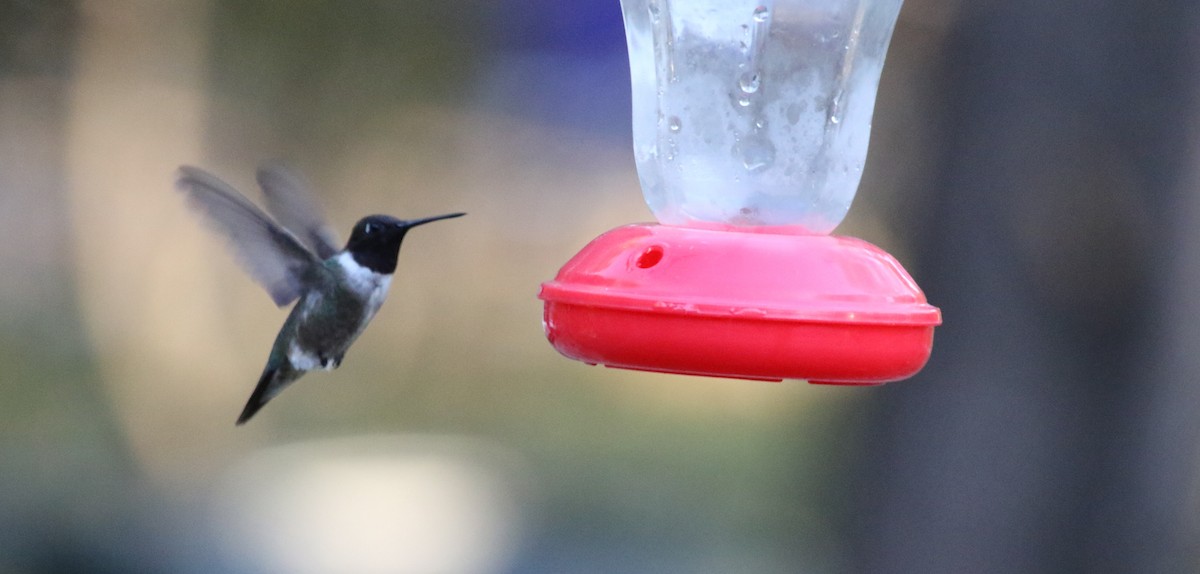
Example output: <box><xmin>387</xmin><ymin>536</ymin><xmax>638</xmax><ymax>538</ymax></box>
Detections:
<box><xmin>335</xmin><ymin>251</ymin><xmax>393</xmax><ymax>312</ymax></box>
<box><xmin>335</xmin><ymin>252</ymin><xmax>391</xmax><ymax>291</ymax></box>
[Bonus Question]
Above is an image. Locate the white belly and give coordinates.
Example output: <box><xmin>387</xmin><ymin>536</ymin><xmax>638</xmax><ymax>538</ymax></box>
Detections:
<box><xmin>286</xmin><ymin>253</ymin><xmax>395</xmax><ymax>372</ymax></box>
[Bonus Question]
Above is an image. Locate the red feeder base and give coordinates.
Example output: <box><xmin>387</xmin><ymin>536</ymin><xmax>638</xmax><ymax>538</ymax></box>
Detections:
<box><xmin>538</xmin><ymin>224</ymin><xmax>941</xmax><ymax>384</ymax></box>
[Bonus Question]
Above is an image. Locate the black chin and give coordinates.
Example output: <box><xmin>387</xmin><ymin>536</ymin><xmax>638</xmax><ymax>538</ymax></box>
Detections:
<box><xmin>349</xmin><ymin>238</ymin><xmax>403</xmax><ymax>274</ymax></box>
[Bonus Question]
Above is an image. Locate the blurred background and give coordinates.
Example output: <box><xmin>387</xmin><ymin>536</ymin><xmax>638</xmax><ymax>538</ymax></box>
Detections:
<box><xmin>2</xmin><ymin>0</ymin><xmax>1200</xmax><ymax>572</ymax></box>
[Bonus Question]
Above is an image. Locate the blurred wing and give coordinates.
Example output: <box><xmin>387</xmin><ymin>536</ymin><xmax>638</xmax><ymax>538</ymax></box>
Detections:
<box><xmin>176</xmin><ymin>165</ymin><xmax>323</xmax><ymax>307</ymax></box>
<box><xmin>256</xmin><ymin>162</ymin><xmax>340</xmax><ymax>260</ymax></box>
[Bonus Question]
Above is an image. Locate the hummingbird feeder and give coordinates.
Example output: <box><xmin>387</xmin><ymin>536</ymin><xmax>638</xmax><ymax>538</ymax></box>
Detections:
<box><xmin>539</xmin><ymin>0</ymin><xmax>941</xmax><ymax>384</ymax></box>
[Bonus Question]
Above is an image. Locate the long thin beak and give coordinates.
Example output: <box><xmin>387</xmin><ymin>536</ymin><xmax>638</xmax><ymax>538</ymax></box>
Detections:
<box><xmin>399</xmin><ymin>212</ymin><xmax>466</xmax><ymax>229</ymax></box>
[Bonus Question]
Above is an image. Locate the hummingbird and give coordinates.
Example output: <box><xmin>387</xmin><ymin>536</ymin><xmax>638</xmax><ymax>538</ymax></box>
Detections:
<box><xmin>174</xmin><ymin>163</ymin><xmax>464</xmax><ymax>425</ymax></box>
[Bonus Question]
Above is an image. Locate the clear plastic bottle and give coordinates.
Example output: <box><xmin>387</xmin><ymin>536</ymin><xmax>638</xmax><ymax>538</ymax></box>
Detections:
<box><xmin>541</xmin><ymin>0</ymin><xmax>939</xmax><ymax>384</ymax></box>
<box><xmin>621</xmin><ymin>0</ymin><xmax>904</xmax><ymax>233</ymax></box>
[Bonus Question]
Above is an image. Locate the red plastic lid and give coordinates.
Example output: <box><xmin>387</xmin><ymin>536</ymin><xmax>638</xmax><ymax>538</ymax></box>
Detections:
<box><xmin>538</xmin><ymin>224</ymin><xmax>941</xmax><ymax>383</ymax></box>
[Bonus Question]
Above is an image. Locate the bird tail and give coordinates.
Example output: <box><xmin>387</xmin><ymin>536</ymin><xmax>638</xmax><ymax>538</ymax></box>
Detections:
<box><xmin>236</xmin><ymin>363</ymin><xmax>302</xmax><ymax>425</ymax></box>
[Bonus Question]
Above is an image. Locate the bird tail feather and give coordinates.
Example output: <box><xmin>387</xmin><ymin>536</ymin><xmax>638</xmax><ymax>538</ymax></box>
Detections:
<box><xmin>236</xmin><ymin>364</ymin><xmax>301</xmax><ymax>425</ymax></box>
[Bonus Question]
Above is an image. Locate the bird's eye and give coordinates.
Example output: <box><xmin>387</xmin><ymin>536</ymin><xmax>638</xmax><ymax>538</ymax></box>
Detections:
<box><xmin>364</xmin><ymin>223</ymin><xmax>374</xmax><ymax>234</ymax></box>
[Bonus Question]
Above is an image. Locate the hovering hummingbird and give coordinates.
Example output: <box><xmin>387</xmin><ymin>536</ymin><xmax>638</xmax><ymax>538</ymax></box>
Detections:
<box><xmin>174</xmin><ymin>163</ymin><xmax>464</xmax><ymax>425</ymax></box>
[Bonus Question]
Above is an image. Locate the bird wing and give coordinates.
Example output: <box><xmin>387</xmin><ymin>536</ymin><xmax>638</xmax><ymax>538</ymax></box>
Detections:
<box><xmin>176</xmin><ymin>165</ymin><xmax>325</xmax><ymax>307</ymax></box>
<box><xmin>255</xmin><ymin>162</ymin><xmax>341</xmax><ymax>260</ymax></box>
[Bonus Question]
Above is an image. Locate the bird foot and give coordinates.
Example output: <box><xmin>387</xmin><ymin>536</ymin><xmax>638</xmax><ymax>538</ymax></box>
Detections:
<box><xmin>319</xmin><ymin>354</ymin><xmax>342</xmax><ymax>371</ymax></box>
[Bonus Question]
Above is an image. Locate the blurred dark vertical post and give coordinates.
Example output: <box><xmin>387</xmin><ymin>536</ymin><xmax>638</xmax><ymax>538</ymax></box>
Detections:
<box><xmin>851</xmin><ymin>2</ymin><xmax>1200</xmax><ymax>572</ymax></box>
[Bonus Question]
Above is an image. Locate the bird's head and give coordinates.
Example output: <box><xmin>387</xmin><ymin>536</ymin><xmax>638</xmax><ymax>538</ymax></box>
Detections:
<box><xmin>344</xmin><ymin>212</ymin><xmax>465</xmax><ymax>274</ymax></box>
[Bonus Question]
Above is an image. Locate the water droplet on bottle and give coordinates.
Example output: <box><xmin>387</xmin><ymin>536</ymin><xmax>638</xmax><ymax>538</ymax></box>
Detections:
<box><xmin>755</xmin><ymin>118</ymin><xmax>767</xmax><ymax>129</ymax></box>
<box><xmin>752</xmin><ymin>6</ymin><xmax>770</xmax><ymax>23</ymax></box>
<box><xmin>786</xmin><ymin>103</ymin><xmax>802</xmax><ymax>125</ymax></box>
<box><xmin>737</xmin><ymin>72</ymin><xmax>760</xmax><ymax>94</ymax></box>
<box><xmin>739</xmin><ymin>135</ymin><xmax>776</xmax><ymax>173</ymax></box>
<box><xmin>827</xmin><ymin>90</ymin><xmax>844</xmax><ymax>126</ymax></box>
<box><xmin>737</xmin><ymin>96</ymin><xmax>751</xmax><ymax>107</ymax></box>
<box><xmin>667</xmin><ymin>116</ymin><xmax>682</xmax><ymax>132</ymax></box>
